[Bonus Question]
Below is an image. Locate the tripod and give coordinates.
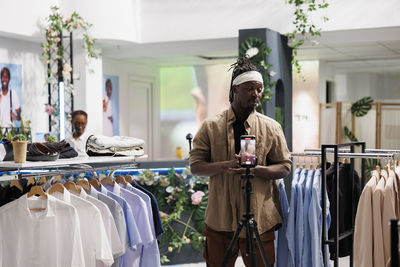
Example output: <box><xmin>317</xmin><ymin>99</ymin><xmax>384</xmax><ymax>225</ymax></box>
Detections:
<box><xmin>220</xmin><ymin>167</ymin><xmax>271</xmax><ymax>267</ymax></box>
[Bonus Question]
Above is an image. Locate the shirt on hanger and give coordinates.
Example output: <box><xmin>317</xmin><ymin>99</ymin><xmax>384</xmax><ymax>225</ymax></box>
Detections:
<box><xmin>125</xmin><ymin>183</ymin><xmax>162</xmax><ymax>267</ymax></box>
<box><xmin>326</xmin><ymin>163</ymin><xmax>361</xmax><ymax>258</ymax></box>
<box><xmin>90</xmin><ymin>185</ymin><xmax>128</xmax><ymax>267</ymax></box>
<box><xmin>301</xmin><ymin>169</ymin><xmax>315</xmax><ymax>267</ymax></box>
<box><xmin>105</xmin><ymin>183</ymin><xmax>156</xmax><ymax>267</ymax></box>
<box><xmin>286</xmin><ymin>167</ymin><xmax>302</xmax><ymax>266</ymax></box>
<box><xmin>74</xmin><ymin>186</ymin><xmax>124</xmax><ymax>261</ymax></box>
<box><xmin>308</xmin><ymin>168</ymin><xmax>331</xmax><ymax>267</ymax></box>
<box><xmin>354</xmin><ymin>171</ymin><xmax>379</xmax><ymax>267</ymax></box>
<box><xmin>131</xmin><ymin>180</ymin><xmax>164</xmax><ymax>242</ymax></box>
<box><xmin>0</xmin><ymin>194</ymin><xmax>85</xmax><ymax>267</ymax></box>
<box><xmin>275</xmin><ymin>179</ymin><xmax>290</xmax><ymax>267</ymax></box>
<box><xmin>382</xmin><ymin>169</ymin><xmax>398</xmax><ymax>265</ymax></box>
<box><xmin>50</xmin><ymin>189</ymin><xmax>114</xmax><ymax>267</ymax></box>
<box><xmin>295</xmin><ymin>168</ymin><xmax>308</xmax><ymax>266</ymax></box>
<box><xmin>99</xmin><ymin>184</ymin><xmax>142</xmax><ymax>267</ymax></box>
<box><xmin>373</xmin><ymin>172</ymin><xmax>386</xmax><ymax>267</ymax></box>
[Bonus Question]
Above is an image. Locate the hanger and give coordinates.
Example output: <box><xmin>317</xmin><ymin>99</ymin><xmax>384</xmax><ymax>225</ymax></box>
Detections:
<box><xmin>52</xmin><ymin>175</ymin><xmax>63</xmax><ymax>183</ymax></box>
<box><xmin>125</xmin><ymin>175</ymin><xmax>133</xmax><ymax>184</ymax></box>
<box><xmin>27</xmin><ymin>185</ymin><xmax>48</xmax><ymax>211</ymax></box>
<box><xmin>115</xmin><ymin>176</ymin><xmax>127</xmax><ymax>186</ymax></box>
<box><xmin>88</xmin><ymin>178</ymin><xmax>101</xmax><ymax>190</ymax></box>
<box><xmin>64</xmin><ymin>181</ymin><xmax>80</xmax><ymax>194</ymax></box>
<box><xmin>101</xmin><ymin>176</ymin><xmax>115</xmax><ymax>187</ymax></box>
<box><xmin>27</xmin><ymin>177</ymin><xmax>36</xmax><ymax>186</ymax></box>
<box><xmin>10</xmin><ymin>179</ymin><xmax>23</xmax><ymax>192</ymax></box>
<box><xmin>38</xmin><ymin>176</ymin><xmax>47</xmax><ymax>185</ymax></box>
<box><xmin>27</xmin><ymin>185</ymin><xmax>47</xmax><ymax>199</ymax></box>
<box><xmin>48</xmin><ymin>183</ymin><xmax>65</xmax><ymax>195</ymax></box>
<box><xmin>77</xmin><ymin>180</ymin><xmax>91</xmax><ymax>192</ymax></box>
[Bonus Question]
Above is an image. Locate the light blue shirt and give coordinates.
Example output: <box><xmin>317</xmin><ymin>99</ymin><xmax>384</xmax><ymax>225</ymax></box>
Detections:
<box><xmin>294</xmin><ymin>168</ymin><xmax>308</xmax><ymax>266</ymax></box>
<box><xmin>275</xmin><ymin>179</ymin><xmax>290</xmax><ymax>267</ymax></box>
<box><xmin>125</xmin><ymin>184</ymin><xmax>161</xmax><ymax>267</ymax></box>
<box><xmin>301</xmin><ymin>169</ymin><xmax>315</xmax><ymax>267</ymax></box>
<box><xmin>308</xmin><ymin>169</ymin><xmax>331</xmax><ymax>267</ymax></box>
<box><xmin>105</xmin><ymin>183</ymin><xmax>160</xmax><ymax>267</ymax></box>
<box><xmin>89</xmin><ymin>185</ymin><xmax>128</xmax><ymax>267</ymax></box>
<box><xmin>286</xmin><ymin>167</ymin><xmax>302</xmax><ymax>267</ymax></box>
<box><xmin>99</xmin><ymin>184</ymin><xmax>142</xmax><ymax>267</ymax></box>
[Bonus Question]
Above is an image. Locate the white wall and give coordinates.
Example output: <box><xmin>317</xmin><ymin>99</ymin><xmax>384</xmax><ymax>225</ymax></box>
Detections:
<box><xmin>60</xmin><ymin>0</ymin><xmax>140</xmax><ymax>42</ymax></box>
<box><xmin>102</xmin><ymin>57</ymin><xmax>160</xmax><ymax>158</ymax></box>
<box><xmin>0</xmin><ymin>36</ymin><xmax>48</xmax><ymax>134</ymax></box>
<box><xmin>330</xmin><ymin>72</ymin><xmax>400</xmax><ymax>103</ymax></box>
<box><xmin>292</xmin><ymin>61</ymin><xmax>320</xmax><ymax>152</ymax></box>
<box><xmin>0</xmin><ymin>0</ymin><xmax>56</xmax><ymax>39</ymax></box>
<box><xmin>72</xmin><ymin>43</ymin><xmax>103</xmax><ymax>137</ymax></box>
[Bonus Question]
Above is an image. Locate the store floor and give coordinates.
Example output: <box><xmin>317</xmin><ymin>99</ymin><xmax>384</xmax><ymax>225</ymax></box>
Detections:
<box><xmin>162</xmin><ymin>256</ymin><xmax>350</xmax><ymax>266</ymax></box>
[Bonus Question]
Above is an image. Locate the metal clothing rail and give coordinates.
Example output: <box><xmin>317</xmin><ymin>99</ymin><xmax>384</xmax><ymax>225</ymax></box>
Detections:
<box><xmin>291</xmin><ymin>151</ymin><xmax>398</xmax><ymax>160</ymax></box>
<box><xmin>0</xmin><ymin>161</ymin><xmax>139</xmax><ymax>182</ymax></box>
<box><xmin>304</xmin><ymin>148</ymin><xmax>400</xmax><ymax>154</ymax></box>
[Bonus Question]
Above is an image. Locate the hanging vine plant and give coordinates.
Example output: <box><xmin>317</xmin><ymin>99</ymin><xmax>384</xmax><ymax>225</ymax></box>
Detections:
<box><xmin>286</xmin><ymin>0</ymin><xmax>329</xmax><ymax>77</ymax></box>
<box><xmin>41</xmin><ymin>6</ymin><xmax>100</xmax><ymax>130</ymax></box>
<box><xmin>42</xmin><ymin>6</ymin><xmax>100</xmax><ymax>86</ymax></box>
<box><xmin>239</xmin><ymin>36</ymin><xmax>275</xmax><ymax>113</ymax></box>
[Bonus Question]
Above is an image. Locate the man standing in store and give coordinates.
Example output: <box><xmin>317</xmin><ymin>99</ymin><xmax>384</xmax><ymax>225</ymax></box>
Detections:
<box><xmin>66</xmin><ymin>110</ymin><xmax>89</xmax><ymax>157</ymax></box>
<box><xmin>189</xmin><ymin>57</ymin><xmax>291</xmax><ymax>267</ymax></box>
<box><xmin>0</xmin><ymin>67</ymin><xmax>21</xmax><ymax>127</ymax></box>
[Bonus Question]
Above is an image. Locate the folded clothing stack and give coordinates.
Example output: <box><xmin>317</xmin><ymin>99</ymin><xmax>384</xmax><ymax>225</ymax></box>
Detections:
<box><xmin>86</xmin><ymin>135</ymin><xmax>145</xmax><ymax>157</ymax></box>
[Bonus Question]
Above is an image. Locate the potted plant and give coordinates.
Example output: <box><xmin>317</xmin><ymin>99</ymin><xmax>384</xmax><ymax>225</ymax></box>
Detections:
<box><xmin>12</xmin><ymin>134</ymin><xmax>28</xmax><ymax>163</ymax></box>
<box><xmin>46</xmin><ymin>135</ymin><xmax>57</xmax><ymax>143</ymax></box>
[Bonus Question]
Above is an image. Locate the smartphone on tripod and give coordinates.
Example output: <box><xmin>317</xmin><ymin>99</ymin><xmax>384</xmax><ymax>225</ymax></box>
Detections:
<box><xmin>240</xmin><ymin>135</ymin><xmax>257</xmax><ymax>168</ymax></box>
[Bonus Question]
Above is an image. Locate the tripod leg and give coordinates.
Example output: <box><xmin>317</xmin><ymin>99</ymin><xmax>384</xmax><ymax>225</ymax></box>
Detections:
<box><xmin>253</xmin><ymin>224</ymin><xmax>271</xmax><ymax>267</ymax></box>
<box><xmin>220</xmin><ymin>220</ymin><xmax>244</xmax><ymax>267</ymax></box>
<box><xmin>248</xmin><ymin>227</ymin><xmax>257</xmax><ymax>267</ymax></box>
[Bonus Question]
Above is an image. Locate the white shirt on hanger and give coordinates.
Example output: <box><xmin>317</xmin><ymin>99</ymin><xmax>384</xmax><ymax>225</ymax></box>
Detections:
<box><xmin>50</xmin><ymin>189</ymin><xmax>114</xmax><ymax>267</ymax></box>
<box><xmin>0</xmin><ymin>194</ymin><xmax>85</xmax><ymax>267</ymax></box>
<box><xmin>73</xmin><ymin>186</ymin><xmax>124</xmax><ymax>261</ymax></box>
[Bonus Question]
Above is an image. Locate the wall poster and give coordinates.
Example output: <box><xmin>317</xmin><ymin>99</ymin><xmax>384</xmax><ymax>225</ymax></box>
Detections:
<box><xmin>102</xmin><ymin>75</ymin><xmax>119</xmax><ymax>136</ymax></box>
<box><xmin>0</xmin><ymin>63</ymin><xmax>22</xmax><ymax>128</ymax></box>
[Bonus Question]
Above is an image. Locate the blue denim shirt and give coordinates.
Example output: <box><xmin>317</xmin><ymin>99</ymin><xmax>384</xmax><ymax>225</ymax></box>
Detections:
<box><xmin>275</xmin><ymin>179</ymin><xmax>290</xmax><ymax>267</ymax></box>
<box><xmin>286</xmin><ymin>167</ymin><xmax>302</xmax><ymax>266</ymax></box>
<box><xmin>301</xmin><ymin>169</ymin><xmax>315</xmax><ymax>266</ymax></box>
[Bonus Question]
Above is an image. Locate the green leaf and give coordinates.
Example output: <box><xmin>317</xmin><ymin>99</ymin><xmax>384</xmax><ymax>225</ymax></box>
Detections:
<box><xmin>343</xmin><ymin>126</ymin><xmax>358</xmax><ymax>142</ymax></box>
<box><xmin>351</xmin><ymin>96</ymin><xmax>373</xmax><ymax>117</ymax></box>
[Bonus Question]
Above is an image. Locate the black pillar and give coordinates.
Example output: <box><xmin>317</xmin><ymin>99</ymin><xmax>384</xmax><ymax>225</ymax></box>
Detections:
<box><xmin>239</xmin><ymin>28</ymin><xmax>293</xmax><ymax>151</ymax></box>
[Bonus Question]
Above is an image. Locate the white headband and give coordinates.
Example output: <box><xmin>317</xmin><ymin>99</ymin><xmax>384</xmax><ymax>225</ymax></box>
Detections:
<box><xmin>232</xmin><ymin>71</ymin><xmax>263</xmax><ymax>86</ymax></box>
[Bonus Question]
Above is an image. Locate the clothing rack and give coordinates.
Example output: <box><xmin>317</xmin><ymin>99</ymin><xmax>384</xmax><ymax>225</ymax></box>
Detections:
<box><xmin>291</xmin><ymin>142</ymin><xmax>399</xmax><ymax>267</ymax></box>
<box><xmin>0</xmin><ymin>157</ymin><xmax>141</xmax><ymax>182</ymax></box>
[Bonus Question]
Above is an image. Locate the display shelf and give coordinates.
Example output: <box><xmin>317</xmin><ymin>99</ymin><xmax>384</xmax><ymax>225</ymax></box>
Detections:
<box><xmin>0</xmin><ymin>155</ymin><xmax>147</xmax><ymax>170</ymax></box>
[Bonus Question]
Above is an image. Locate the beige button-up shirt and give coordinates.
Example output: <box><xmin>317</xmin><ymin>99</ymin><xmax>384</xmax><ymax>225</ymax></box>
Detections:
<box><xmin>189</xmin><ymin>107</ymin><xmax>291</xmax><ymax>237</ymax></box>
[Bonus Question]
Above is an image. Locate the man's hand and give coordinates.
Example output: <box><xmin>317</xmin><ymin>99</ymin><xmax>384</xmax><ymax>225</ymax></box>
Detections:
<box><xmin>190</xmin><ymin>154</ymin><xmax>240</xmax><ymax>177</ymax></box>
